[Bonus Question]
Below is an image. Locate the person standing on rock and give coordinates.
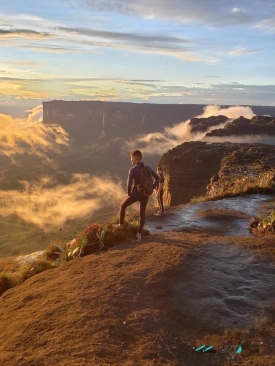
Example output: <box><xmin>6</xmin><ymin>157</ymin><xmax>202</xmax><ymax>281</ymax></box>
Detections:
<box><xmin>154</xmin><ymin>167</ymin><xmax>165</xmax><ymax>216</ymax></box>
<box><xmin>112</xmin><ymin>150</ymin><xmax>159</xmax><ymax>242</ymax></box>
<box><xmin>206</xmin><ymin>177</ymin><xmax>215</xmax><ymax>196</ymax></box>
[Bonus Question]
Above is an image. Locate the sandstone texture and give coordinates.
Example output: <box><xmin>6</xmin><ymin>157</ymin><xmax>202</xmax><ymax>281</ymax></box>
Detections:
<box><xmin>188</xmin><ymin>115</ymin><xmax>228</xmax><ymax>134</ymax></box>
<box><xmin>158</xmin><ymin>141</ymin><xmax>275</xmax><ymax>206</ymax></box>
<box><xmin>206</xmin><ymin>115</ymin><xmax>275</xmax><ymax>138</ymax></box>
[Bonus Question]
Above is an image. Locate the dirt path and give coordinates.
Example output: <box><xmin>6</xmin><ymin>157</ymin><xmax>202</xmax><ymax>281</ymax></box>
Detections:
<box><xmin>0</xmin><ymin>230</ymin><xmax>275</xmax><ymax>366</ymax></box>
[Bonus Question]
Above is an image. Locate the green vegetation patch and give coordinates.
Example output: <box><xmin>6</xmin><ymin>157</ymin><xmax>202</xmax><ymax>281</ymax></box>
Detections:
<box><xmin>249</xmin><ymin>210</ymin><xmax>275</xmax><ymax>235</ymax></box>
<box><xmin>0</xmin><ymin>215</ymin><xmax>150</xmax><ymax>297</ymax></box>
<box><xmin>192</xmin><ymin>170</ymin><xmax>275</xmax><ymax>204</ymax></box>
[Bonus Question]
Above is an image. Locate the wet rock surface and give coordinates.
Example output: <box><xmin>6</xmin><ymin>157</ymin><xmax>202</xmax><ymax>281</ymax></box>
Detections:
<box><xmin>146</xmin><ymin>194</ymin><xmax>273</xmax><ymax>236</ymax></box>
<box><xmin>170</xmin><ymin>242</ymin><xmax>275</xmax><ymax>332</ymax></box>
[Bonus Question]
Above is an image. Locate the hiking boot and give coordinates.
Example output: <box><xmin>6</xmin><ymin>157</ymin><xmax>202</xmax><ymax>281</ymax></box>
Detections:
<box><xmin>154</xmin><ymin>212</ymin><xmax>162</xmax><ymax>216</ymax></box>
<box><xmin>132</xmin><ymin>232</ymin><xmax>142</xmax><ymax>242</ymax></box>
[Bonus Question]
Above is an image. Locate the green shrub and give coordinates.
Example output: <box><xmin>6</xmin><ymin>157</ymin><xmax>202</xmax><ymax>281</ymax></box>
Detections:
<box><xmin>44</xmin><ymin>241</ymin><xmax>64</xmax><ymax>261</ymax></box>
<box><xmin>191</xmin><ymin>173</ymin><xmax>275</xmax><ymax>204</ymax></box>
<box><xmin>249</xmin><ymin>210</ymin><xmax>275</xmax><ymax>235</ymax></box>
<box><xmin>0</xmin><ymin>215</ymin><xmax>151</xmax><ymax>297</ymax></box>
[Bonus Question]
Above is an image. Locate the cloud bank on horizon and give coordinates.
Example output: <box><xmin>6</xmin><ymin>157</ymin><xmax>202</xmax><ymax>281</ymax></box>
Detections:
<box><xmin>127</xmin><ymin>105</ymin><xmax>256</xmax><ymax>155</ymax></box>
<box><xmin>0</xmin><ymin>0</ymin><xmax>275</xmax><ymax>113</ymax></box>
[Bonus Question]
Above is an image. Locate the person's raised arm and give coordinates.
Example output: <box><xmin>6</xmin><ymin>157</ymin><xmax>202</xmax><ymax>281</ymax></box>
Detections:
<box><xmin>127</xmin><ymin>168</ymin><xmax>134</xmax><ymax>196</ymax></box>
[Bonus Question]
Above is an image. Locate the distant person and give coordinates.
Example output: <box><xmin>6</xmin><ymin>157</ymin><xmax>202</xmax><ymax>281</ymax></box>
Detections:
<box><xmin>113</xmin><ymin>150</ymin><xmax>159</xmax><ymax>242</ymax></box>
<box><xmin>154</xmin><ymin>167</ymin><xmax>165</xmax><ymax>216</ymax></box>
<box><xmin>206</xmin><ymin>177</ymin><xmax>215</xmax><ymax>196</ymax></box>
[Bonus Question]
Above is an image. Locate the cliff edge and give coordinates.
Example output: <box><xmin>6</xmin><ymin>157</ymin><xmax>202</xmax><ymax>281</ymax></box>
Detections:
<box><xmin>158</xmin><ymin>141</ymin><xmax>275</xmax><ymax>206</ymax></box>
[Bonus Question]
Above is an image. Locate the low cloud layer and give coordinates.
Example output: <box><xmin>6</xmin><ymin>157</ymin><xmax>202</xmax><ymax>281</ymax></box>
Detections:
<box><xmin>0</xmin><ymin>174</ymin><xmax>125</xmax><ymax>231</ymax></box>
<box><xmin>196</xmin><ymin>105</ymin><xmax>255</xmax><ymax>119</ymax></box>
<box><xmin>0</xmin><ymin>104</ymin><xmax>43</xmax><ymax>132</ymax></box>
<box><xmin>0</xmin><ymin>106</ymin><xmax>70</xmax><ymax>164</ymax></box>
<box><xmin>127</xmin><ymin>105</ymin><xmax>255</xmax><ymax>155</ymax></box>
<box><xmin>0</xmin><ymin>108</ymin><xmax>127</xmax><ymax>232</ymax></box>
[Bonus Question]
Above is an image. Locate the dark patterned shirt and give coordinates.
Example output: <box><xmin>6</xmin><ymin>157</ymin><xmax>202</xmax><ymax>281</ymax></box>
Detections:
<box><xmin>127</xmin><ymin>161</ymin><xmax>159</xmax><ymax>197</ymax></box>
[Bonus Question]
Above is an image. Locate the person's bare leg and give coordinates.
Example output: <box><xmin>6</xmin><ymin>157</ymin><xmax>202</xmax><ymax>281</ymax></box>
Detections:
<box><xmin>113</xmin><ymin>195</ymin><xmax>138</xmax><ymax>228</ymax></box>
<box><xmin>154</xmin><ymin>192</ymin><xmax>162</xmax><ymax>216</ymax></box>
<box><xmin>133</xmin><ymin>196</ymin><xmax>149</xmax><ymax>242</ymax></box>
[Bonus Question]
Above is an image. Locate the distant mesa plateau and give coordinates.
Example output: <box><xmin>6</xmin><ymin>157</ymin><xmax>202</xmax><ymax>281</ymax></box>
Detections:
<box><xmin>42</xmin><ymin>100</ymin><xmax>275</xmax><ymax>144</ymax></box>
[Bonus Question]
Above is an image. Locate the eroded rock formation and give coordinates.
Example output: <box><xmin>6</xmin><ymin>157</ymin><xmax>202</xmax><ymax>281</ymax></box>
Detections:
<box><xmin>205</xmin><ymin>115</ymin><xmax>275</xmax><ymax>138</ymax></box>
<box><xmin>158</xmin><ymin>141</ymin><xmax>275</xmax><ymax>206</ymax></box>
<box><xmin>188</xmin><ymin>115</ymin><xmax>229</xmax><ymax>134</ymax></box>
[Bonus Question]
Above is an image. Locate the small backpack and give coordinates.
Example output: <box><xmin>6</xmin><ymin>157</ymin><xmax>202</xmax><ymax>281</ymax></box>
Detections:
<box><xmin>137</xmin><ymin>165</ymin><xmax>154</xmax><ymax>196</ymax></box>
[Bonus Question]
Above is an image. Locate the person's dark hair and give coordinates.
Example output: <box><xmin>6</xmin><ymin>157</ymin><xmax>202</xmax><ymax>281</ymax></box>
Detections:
<box><xmin>130</xmin><ymin>150</ymin><xmax>142</xmax><ymax>159</ymax></box>
<box><xmin>157</xmin><ymin>167</ymin><xmax>163</xmax><ymax>171</ymax></box>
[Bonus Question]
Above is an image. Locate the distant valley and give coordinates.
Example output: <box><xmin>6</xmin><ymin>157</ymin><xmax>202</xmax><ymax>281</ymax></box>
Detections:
<box><xmin>1</xmin><ymin>101</ymin><xmax>275</xmax><ymax>257</ymax></box>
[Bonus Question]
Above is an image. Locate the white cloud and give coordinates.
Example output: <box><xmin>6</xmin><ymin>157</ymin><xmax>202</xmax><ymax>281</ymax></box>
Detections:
<box><xmin>254</xmin><ymin>16</ymin><xmax>275</xmax><ymax>33</ymax></box>
<box><xmin>196</xmin><ymin>105</ymin><xmax>255</xmax><ymax>119</ymax></box>
<box><xmin>25</xmin><ymin>105</ymin><xmax>43</xmax><ymax>124</ymax></box>
<box><xmin>16</xmin><ymin>14</ymin><xmax>44</xmax><ymax>21</ymax></box>
<box><xmin>228</xmin><ymin>47</ymin><xmax>262</xmax><ymax>56</ymax></box>
<box><xmin>0</xmin><ymin>105</ymin><xmax>43</xmax><ymax>132</ymax></box>
<box><xmin>0</xmin><ymin>105</ymin><xmax>70</xmax><ymax>167</ymax></box>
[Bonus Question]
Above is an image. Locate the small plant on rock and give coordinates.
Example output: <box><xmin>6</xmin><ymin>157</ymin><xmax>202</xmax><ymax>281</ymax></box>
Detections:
<box><xmin>96</xmin><ymin>229</ymin><xmax>107</xmax><ymax>251</ymax></box>
<box><xmin>78</xmin><ymin>235</ymin><xmax>87</xmax><ymax>257</ymax></box>
<box><xmin>53</xmin><ymin>244</ymin><xmax>76</xmax><ymax>264</ymax></box>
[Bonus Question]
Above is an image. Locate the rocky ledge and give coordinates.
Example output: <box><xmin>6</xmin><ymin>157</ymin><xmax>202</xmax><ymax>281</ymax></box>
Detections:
<box><xmin>158</xmin><ymin>141</ymin><xmax>275</xmax><ymax>206</ymax></box>
<box><xmin>205</xmin><ymin>115</ymin><xmax>275</xmax><ymax>138</ymax></box>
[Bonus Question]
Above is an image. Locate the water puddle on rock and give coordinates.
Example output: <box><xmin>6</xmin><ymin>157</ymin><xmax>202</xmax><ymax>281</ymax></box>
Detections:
<box><xmin>146</xmin><ymin>194</ymin><xmax>273</xmax><ymax>236</ymax></box>
<box><xmin>171</xmin><ymin>242</ymin><xmax>275</xmax><ymax>332</ymax></box>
